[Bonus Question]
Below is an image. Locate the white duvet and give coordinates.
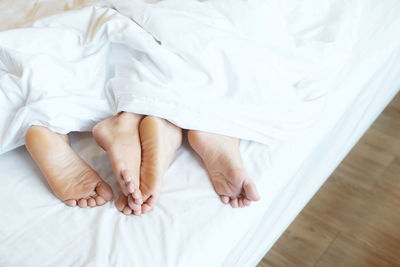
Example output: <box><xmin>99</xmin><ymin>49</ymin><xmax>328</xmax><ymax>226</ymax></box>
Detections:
<box><xmin>2</xmin><ymin>1</ymin><xmax>400</xmax><ymax>267</ymax></box>
<box><xmin>0</xmin><ymin>0</ymin><xmax>356</xmax><ymax>154</ymax></box>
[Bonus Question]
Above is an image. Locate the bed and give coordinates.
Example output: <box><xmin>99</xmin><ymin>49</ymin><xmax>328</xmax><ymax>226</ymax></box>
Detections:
<box><xmin>1</xmin><ymin>0</ymin><xmax>400</xmax><ymax>266</ymax></box>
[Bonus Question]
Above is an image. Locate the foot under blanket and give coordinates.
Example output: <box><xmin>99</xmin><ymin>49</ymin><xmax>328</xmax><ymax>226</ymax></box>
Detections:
<box><xmin>0</xmin><ymin>0</ymin><xmax>357</xmax><ymax>153</ymax></box>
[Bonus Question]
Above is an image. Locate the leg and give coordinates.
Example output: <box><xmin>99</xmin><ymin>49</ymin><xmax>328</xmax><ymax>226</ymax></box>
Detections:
<box><xmin>25</xmin><ymin>126</ymin><xmax>113</xmax><ymax>207</ymax></box>
<box><xmin>187</xmin><ymin>130</ymin><xmax>260</xmax><ymax>208</ymax></box>
<box><xmin>115</xmin><ymin>116</ymin><xmax>182</xmax><ymax>215</ymax></box>
<box><xmin>92</xmin><ymin>112</ymin><xmax>143</xmax><ymax>215</ymax></box>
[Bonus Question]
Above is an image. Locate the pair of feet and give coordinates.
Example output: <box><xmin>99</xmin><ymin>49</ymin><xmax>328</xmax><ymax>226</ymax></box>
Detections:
<box><xmin>25</xmin><ymin>112</ymin><xmax>260</xmax><ymax>215</ymax></box>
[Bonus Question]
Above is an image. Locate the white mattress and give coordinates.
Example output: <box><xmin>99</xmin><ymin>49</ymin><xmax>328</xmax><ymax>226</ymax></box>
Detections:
<box><xmin>1</xmin><ymin>1</ymin><xmax>400</xmax><ymax>266</ymax></box>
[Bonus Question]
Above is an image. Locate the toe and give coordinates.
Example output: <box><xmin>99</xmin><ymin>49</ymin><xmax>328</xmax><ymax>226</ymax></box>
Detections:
<box><xmin>244</xmin><ymin>180</ymin><xmax>260</xmax><ymax>201</ymax></box>
<box><xmin>126</xmin><ymin>182</ymin><xmax>135</xmax><ymax>194</ymax></box>
<box><xmin>64</xmin><ymin>199</ymin><xmax>77</xmax><ymax>207</ymax></box>
<box><xmin>238</xmin><ymin>198</ymin><xmax>244</xmax><ymax>208</ymax></box>
<box><xmin>88</xmin><ymin>198</ymin><xmax>96</xmax><ymax>207</ymax></box>
<box><xmin>243</xmin><ymin>198</ymin><xmax>251</xmax><ymax>207</ymax></box>
<box><xmin>142</xmin><ymin>203</ymin><xmax>153</xmax><ymax>213</ymax></box>
<box><xmin>121</xmin><ymin>169</ymin><xmax>131</xmax><ymax>183</ymax></box>
<box><xmin>132</xmin><ymin>190</ymin><xmax>143</xmax><ymax>204</ymax></box>
<box><xmin>121</xmin><ymin>169</ymin><xmax>135</xmax><ymax>194</ymax></box>
<box><xmin>123</xmin><ymin>206</ymin><xmax>132</xmax><ymax>215</ymax></box>
<box><xmin>78</xmin><ymin>198</ymin><xmax>88</xmax><ymax>208</ymax></box>
<box><xmin>143</xmin><ymin>195</ymin><xmax>157</xmax><ymax>210</ymax></box>
<box><xmin>139</xmin><ymin>193</ymin><xmax>157</xmax><ymax>214</ymax></box>
<box><xmin>95</xmin><ymin>196</ymin><xmax>106</xmax><ymax>206</ymax></box>
<box><xmin>220</xmin><ymin>195</ymin><xmax>230</xmax><ymax>204</ymax></box>
<box><xmin>141</xmin><ymin>195</ymin><xmax>156</xmax><ymax>213</ymax></box>
<box><xmin>230</xmin><ymin>198</ymin><xmax>239</xmax><ymax>208</ymax></box>
<box><xmin>128</xmin><ymin>195</ymin><xmax>142</xmax><ymax>211</ymax></box>
<box><xmin>115</xmin><ymin>194</ymin><xmax>127</xmax><ymax>212</ymax></box>
<box><xmin>96</xmin><ymin>182</ymin><xmax>113</xmax><ymax>201</ymax></box>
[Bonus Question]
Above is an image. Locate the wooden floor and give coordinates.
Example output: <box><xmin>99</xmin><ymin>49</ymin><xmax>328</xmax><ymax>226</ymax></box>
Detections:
<box><xmin>258</xmin><ymin>92</ymin><xmax>400</xmax><ymax>267</ymax></box>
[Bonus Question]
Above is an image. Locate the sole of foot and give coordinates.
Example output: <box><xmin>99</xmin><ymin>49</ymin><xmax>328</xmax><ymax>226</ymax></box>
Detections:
<box><xmin>123</xmin><ymin>116</ymin><xmax>182</xmax><ymax>215</ymax></box>
<box><xmin>187</xmin><ymin>130</ymin><xmax>260</xmax><ymax>208</ymax></box>
<box><xmin>25</xmin><ymin>126</ymin><xmax>113</xmax><ymax>207</ymax></box>
<box><xmin>93</xmin><ymin>112</ymin><xmax>144</xmax><ymax>215</ymax></box>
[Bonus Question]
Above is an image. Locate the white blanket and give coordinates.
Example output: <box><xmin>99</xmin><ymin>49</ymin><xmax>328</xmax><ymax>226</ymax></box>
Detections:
<box><xmin>0</xmin><ymin>0</ymin><xmax>355</xmax><ymax>154</ymax></box>
<box><xmin>1</xmin><ymin>1</ymin><xmax>400</xmax><ymax>267</ymax></box>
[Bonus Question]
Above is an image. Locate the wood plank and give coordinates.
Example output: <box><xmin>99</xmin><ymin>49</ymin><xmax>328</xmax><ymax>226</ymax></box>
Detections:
<box><xmin>372</xmin><ymin>109</ymin><xmax>400</xmax><ymax>140</ymax></box>
<box><xmin>374</xmin><ymin>156</ymin><xmax>400</xmax><ymax>205</ymax></box>
<box><xmin>315</xmin><ymin>233</ymin><xmax>398</xmax><ymax>267</ymax></box>
<box><xmin>302</xmin><ymin>175</ymin><xmax>377</xmax><ymax>233</ymax></box>
<box><xmin>358</xmin><ymin>127</ymin><xmax>400</xmax><ymax>157</ymax></box>
<box><xmin>258</xmin><ymin>213</ymin><xmax>338</xmax><ymax>267</ymax></box>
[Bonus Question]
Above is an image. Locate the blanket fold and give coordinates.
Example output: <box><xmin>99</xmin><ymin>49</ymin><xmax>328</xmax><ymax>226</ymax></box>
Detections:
<box><xmin>0</xmin><ymin>0</ymin><xmax>354</xmax><ymax>154</ymax></box>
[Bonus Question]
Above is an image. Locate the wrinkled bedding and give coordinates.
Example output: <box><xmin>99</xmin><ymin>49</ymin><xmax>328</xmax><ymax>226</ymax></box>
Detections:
<box><xmin>1</xmin><ymin>1</ymin><xmax>400</xmax><ymax>267</ymax></box>
<box><xmin>0</xmin><ymin>0</ymin><xmax>356</xmax><ymax>153</ymax></box>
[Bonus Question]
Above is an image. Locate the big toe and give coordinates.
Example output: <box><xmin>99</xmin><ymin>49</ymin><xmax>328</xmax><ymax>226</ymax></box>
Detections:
<box><xmin>96</xmin><ymin>182</ymin><xmax>113</xmax><ymax>201</ymax></box>
<box><xmin>115</xmin><ymin>194</ymin><xmax>128</xmax><ymax>212</ymax></box>
<box><xmin>141</xmin><ymin>194</ymin><xmax>158</xmax><ymax>214</ymax></box>
<box><xmin>244</xmin><ymin>180</ymin><xmax>260</xmax><ymax>201</ymax></box>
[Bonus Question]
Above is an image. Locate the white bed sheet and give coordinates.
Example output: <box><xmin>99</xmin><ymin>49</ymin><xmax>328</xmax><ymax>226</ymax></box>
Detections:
<box><xmin>1</xmin><ymin>1</ymin><xmax>400</xmax><ymax>267</ymax></box>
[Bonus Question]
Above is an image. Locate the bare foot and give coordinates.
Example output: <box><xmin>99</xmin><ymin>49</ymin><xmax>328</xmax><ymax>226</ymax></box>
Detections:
<box><xmin>25</xmin><ymin>126</ymin><xmax>113</xmax><ymax>207</ymax></box>
<box><xmin>93</xmin><ymin>112</ymin><xmax>143</xmax><ymax>215</ymax></box>
<box><xmin>187</xmin><ymin>130</ymin><xmax>260</xmax><ymax>208</ymax></box>
<box><xmin>130</xmin><ymin>116</ymin><xmax>182</xmax><ymax>214</ymax></box>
